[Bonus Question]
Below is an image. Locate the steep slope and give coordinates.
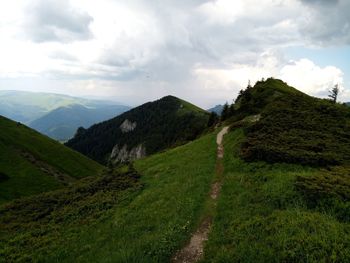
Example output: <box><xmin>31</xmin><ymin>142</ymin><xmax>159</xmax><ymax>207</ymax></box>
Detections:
<box><xmin>66</xmin><ymin>95</ymin><xmax>210</xmax><ymax>164</ymax></box>
<box><xmin>29</xmin><ymin>104</ymin><xmax>129</xmax><ymax>141</ymax></box>
<box><xmin>0</xmin><ymin>116</ymin><xmax>103</xmax><ymax>204</ymax></box>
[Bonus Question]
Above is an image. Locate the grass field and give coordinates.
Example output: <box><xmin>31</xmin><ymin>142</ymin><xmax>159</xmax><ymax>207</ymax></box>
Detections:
<box><xmin>202</xmin><ymin>129</ymin><xmax>350</xmax><ymax>262</ymax></box>
<box><xmin>0</xmin><ymin>132</ymin><xmax>217</xmax><ymax>262</ymax></box>
<box><xmin>0</xmin><ymin>116</ymin><xmax>103</xmax><ymax>203</ymax></box>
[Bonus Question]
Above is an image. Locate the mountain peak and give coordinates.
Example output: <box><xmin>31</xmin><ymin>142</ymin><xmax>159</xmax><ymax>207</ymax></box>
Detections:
<box><xmin>66</xmin><ymin>96</ymin><xmax>209</xmax><ymax>164</ymax></box>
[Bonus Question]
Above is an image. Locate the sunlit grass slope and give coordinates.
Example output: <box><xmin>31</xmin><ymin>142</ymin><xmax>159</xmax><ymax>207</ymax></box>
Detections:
<box><xmin>0</xmin><ymin>116</ymin><xmax>103</xmax><ymax>203</ymax></box>
<box><xmin>0</xmin><ymin>132</ymin><xmax>217</xmax><ymax>262</ymax></box>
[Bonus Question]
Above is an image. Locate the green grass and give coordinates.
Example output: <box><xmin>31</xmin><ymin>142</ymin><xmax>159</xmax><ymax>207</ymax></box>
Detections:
<box><xmin>0</xmin><ymin>141</ymin><xmax>62</xmax><ymax>203</ymax></box>
<box><xmin>178</xmin><ymin>98</ymin><xmax>208</xmax><ymax>115</ymax></box>
<box><xmin>0</xmin><ymin>131</ymin><xmax>217</xmax><ymax>262</ymax></box>
<box><xmin>0</xmin><ymin>168</ymin><xmax>141</xmax><ymax>262</ymax></box>
<box><xmin>0</xmin><ymin>116</ymin><xmax>103</xmax><ymax>203</ymax></box>
<box><xmin>202</xmin><ymin>129</ymin><xmax>350</xmax><ymax>262</ymax></box>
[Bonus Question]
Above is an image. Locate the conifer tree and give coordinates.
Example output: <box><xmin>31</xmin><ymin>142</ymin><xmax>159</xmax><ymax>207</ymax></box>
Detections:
<box><xmin>328</xmin><ymin>84</ymin><xmax>339</xmax><ymax>103</ymax></box>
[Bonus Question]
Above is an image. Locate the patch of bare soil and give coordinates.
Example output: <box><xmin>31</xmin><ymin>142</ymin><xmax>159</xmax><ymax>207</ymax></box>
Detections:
<box><xmin>172</xmin><ymin>218</ymin><xmax>212</xmax><ymax>263</ymax></box>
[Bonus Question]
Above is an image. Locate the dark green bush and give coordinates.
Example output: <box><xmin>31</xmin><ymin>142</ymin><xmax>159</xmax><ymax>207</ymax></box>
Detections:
<box><xmin>0</xmin><ymin>172</ymin><xmax>9</xmax><ymax>182</ymax></box>
<box><xmin>295</xmin><ymin>167</ymin><xmax>350</xmax><ymax>222</ymax></box>
<box><xmin>240</xmin><ymin>90</ymin><xmax>350</xmax><ymax>167</ymax></box>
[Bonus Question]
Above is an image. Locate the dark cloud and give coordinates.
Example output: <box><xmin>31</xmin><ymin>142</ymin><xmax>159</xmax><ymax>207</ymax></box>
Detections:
<box><xmin>300</xmin><ymin>0</ymin><xmax>339</xmax><ymax>5</ymax></box>
<box><xmin>299</xmin><ymin>0</ymin><xmax>350</xmax><ymax>46</ymax></box>
<box><xmin>95</xmin><ymin>0</ymin><xmax>301</xmax><ymax>83</ymax></box>
<box><xmin>25</xmin><ymin>0</ymin><xmax>93</xmax><ymax>43</ymax></box>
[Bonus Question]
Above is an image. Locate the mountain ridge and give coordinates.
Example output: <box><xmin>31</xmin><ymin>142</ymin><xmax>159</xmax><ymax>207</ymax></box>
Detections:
<box><xmin>29</xmin><ymin>103</ymin><xmax>130</xmax><ymax>141</ymax></box>
<box><xmin>66</xmin><ymin>95</ymin><xmax>210</xmax><ymax>164</ymax></box>
<box><xmin>0</xmin><ymin>90</ymin><xmax>130</xmax><ymax>141</ymax></box>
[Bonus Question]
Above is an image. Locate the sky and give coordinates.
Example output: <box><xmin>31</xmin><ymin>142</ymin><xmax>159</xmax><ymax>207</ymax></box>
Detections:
<box><xmin>0</xmin><ymin>0</ymin><xmax>349</xmax><ymax>108</ymax></box>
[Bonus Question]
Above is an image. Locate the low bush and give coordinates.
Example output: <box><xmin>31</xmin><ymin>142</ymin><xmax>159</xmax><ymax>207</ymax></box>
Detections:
<box><xmin>0</xmin><ymin>168</ymin><xmax>142</xmax><ymax>262</ymax></box>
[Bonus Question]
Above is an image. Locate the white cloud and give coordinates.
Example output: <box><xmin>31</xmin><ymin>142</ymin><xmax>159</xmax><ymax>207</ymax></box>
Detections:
<box><xmin>280</xmin><ymin>58</ymin><xmax>344</xmax><ymax>98</ymax></box>
<box><xmin>198</xmin><ymin>0</ymin><xmax>245</xmax><ymax>25</ymax></box>
<box><xmin>0</xmin><ymin>0</ymin><xmax>349</xmax><ymax>107</ymax></box>
<box><xmin>193</xmin><ymin>54</ymin><xmax>346</xmax><ymax>105</ymax></box>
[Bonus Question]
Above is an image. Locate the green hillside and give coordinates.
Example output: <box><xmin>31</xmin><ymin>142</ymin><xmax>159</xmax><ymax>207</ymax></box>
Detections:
<box><xmin>66</xmin><ymin>95</ymin><xmax>210</xmax><ymax>164</ymax></box>
<box><xmin>234</xmin><ymin>78</ymin><xmax>350</xmax><ymax>166</ymax></box>
<box><xmin>0</xmin><ymin>116</ymin><xmax>103</xmax><ymax>204</ymax></box>
<box><xmin>203</xmin><ymin>129</ymin><xmax>350</xmax><ymax>262</ymax></box>
<box><xmin>202</xmin><ymin>78</ymin><xmax>350</xmax><ymax>262</ymax></box>
<box><xmin>0</xmin><ymin>132</ymin><xmax>217</xmax><ymax>262</ymax></box>
<box><xmin>1</xmin><ymin>79</ymin><xmax>349</xmax><ymax>262</ymax></box>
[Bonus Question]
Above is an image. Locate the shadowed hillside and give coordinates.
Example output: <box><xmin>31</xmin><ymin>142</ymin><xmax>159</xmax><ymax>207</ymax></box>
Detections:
<box><xmin>66</xmin><ymin>95</ymin><xmax>210</xmax><ymax>164</ymax></box>
<box><xmin>0</xmin><ymin>116</ymin><xmax>103</xmax><ymax>204</ymax></box>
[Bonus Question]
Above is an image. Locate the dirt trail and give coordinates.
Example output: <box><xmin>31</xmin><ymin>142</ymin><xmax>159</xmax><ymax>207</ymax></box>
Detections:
<box><xmin>172</xmin><ymin>126</ymin><xmax>229</xmax><ymax>263</ymax></box>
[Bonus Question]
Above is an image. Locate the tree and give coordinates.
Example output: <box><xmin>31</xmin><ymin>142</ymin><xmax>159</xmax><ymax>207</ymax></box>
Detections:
<box><xmin>247</xmin><ymin>79</ymin><xmax>252</xmax><ymax>89</ymax></box>
<box><xmin>221</xmin><ymin>103</ymin><xmax>229</xmax><ymax>121</ymax></box>
<box><xmin>328</xmin><ymin>84</ymin><xmax>339</xmax><ymax>103</ymax></box>
<box><xmin>207</xmin><ymin>112</ymin><xmax>219</xmax><ymax>127</ymax></box>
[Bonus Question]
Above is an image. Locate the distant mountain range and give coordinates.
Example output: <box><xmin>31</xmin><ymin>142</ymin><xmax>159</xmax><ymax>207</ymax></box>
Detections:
<box><xmin>0</xmin><ymin>90</ymin><xmax>130</xmax><ymax>141</ymax></box>
<box><xmin>30</xmin><ymin>104</ymin><xmax>130</xmax><ymax>141</ymax></box>
<box><xmin>207</xmin><ymin>104</ymin><xmax>224</xmax><ymax>115</ymax></box>
<box><xmin>66</xmin><ymin>95</ymin><xmax>210</xmax><ymax>164</ymax></box>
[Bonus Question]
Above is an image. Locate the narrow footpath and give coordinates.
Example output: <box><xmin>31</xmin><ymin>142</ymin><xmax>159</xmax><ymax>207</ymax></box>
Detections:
<box><xmin>172</xmin><ymin>126</ymin><xmax>229</xmax><ymax>263</ymax></box>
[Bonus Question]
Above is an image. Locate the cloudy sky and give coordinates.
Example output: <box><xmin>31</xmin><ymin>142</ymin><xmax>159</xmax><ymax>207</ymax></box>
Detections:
<box><xmin>0</xmin><ymin>0</ymin><xmax>349</xmax><ymax>108</ymax></box>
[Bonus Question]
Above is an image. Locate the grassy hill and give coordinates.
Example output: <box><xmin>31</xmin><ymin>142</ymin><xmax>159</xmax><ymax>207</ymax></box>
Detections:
<box><xmin>0</xmin><ymin>131</ymin><xmax>217</xmax><ymax>262</ymax></box>
<box><xmin>1</xmin><ymin>79</ymin><xmax>349</xmax><ymax>262</ymax></box>
<box><xmin>29</xmin><ymin>104</ymin><xmax>129</xmax><ymax>142</ymax></box>
<box><xmin>203</xmin><ymin>129</ymin><xmax>350</xmax><ymax>262</ymax></box>
<box><xmin>234</xmin><ymin>78</ymin><xmax>350</xmax><ymax>166</ymax></box>
<box><xmin>0</xmin><ymin>116</ymin><xmax>103</xmax><ymax>204</ymax></box>
<box><xmin>202</xmin><ymin>78</ymin><xmax>350</xmax><ymax>262</ymax></box>
<box><xmin>66</xmin><ymin>95</ymin><xmax>210</xmax><ymax>164</ymax></box>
